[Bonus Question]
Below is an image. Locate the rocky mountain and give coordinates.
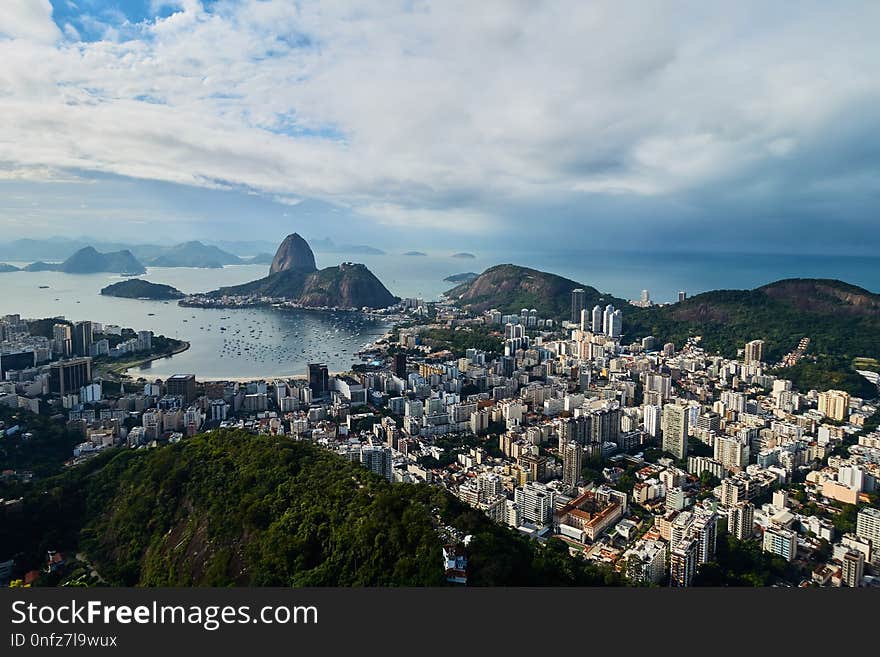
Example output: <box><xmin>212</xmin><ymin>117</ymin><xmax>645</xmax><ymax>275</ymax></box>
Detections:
<box><xmin>446</xmin><ymin>264</ymin><xmax>623</xmax><ymax>319</ymax></box>
<box><xmin>145</xmin><ymin>241</ymin><xmax>242</xmax><ymax>268</ymax></box>
<box><xmin>297</xmin><ymin>263</ymin><xmax>396</xmax><ymax>308</ymax></box>
<box><xmin>245</xmin><ymin>252</ymin><xmax>275</xmax><ymax>265</ymax></box>
<box><xmin>23</xmin><ymin>261</ymin><xmax>61</xmax><ymax>272</ymax></box>
<box><xmin>269</xmin><ymin>233</ymin><xmax>318</xmax><ymax>274</ymax></box>
<box><xmin>100</xmin><ymin>279</ymin><xmax>185</xmax><ymax>300</ymax></box>
<box><xmin>60</xmin><ymin>247</ymin><xmax>146</xmax><ymax>275</ymax></box>
<box><xmin>202</xmin><ymin>234</ymin><xmax>397</xmax><ymax>309</ymax></box>
<box><xmin>24</xmin><ymin>247</ymin><xmax>146</xmax><ymax>275</ymax></box>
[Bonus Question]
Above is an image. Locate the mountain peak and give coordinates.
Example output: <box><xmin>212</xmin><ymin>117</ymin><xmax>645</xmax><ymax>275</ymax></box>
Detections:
<box><xmin>269</xmin><ymin>233</ymin><xmax>317</xmax><ymax>275</ymax></box>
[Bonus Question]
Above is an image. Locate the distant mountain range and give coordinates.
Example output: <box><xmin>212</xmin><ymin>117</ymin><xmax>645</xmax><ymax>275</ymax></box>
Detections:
<box><xmin>0</xmin><ymin>236</ymin><xmax>387</xmax><ymax>265</ymax></box>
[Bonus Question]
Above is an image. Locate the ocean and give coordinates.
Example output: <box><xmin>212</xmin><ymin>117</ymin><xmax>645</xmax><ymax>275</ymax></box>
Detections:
<box><xmin>1</xmin><ymin>250</ymin><xmax>878</xmax><ymax>379</ymax></box>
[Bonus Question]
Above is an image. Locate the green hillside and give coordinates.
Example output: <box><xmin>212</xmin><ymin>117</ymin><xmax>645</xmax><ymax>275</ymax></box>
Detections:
<box><xmin>1</xmin><ymin>431</ymin><xmax>623</xmax><ymax>587</ymax></box>
<box><xmin>446</xmin><ymin>264</ymin><xmax>625</xmax><ymax>319</ymax></box>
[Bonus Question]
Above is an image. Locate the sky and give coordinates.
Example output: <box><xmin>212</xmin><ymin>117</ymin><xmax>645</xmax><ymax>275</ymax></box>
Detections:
<box><xmin>0</xmin><ymin>1</ymin><xmax>878</xmax><ymax>253</ymax></box>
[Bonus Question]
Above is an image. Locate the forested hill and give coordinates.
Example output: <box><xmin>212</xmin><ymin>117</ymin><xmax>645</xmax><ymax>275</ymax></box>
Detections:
<box><xmin>446</xmin><ymin>264</ymin><xmax>626</xmax><ymax>318</ymax></box>
<box><xmin>1</xmin><ymin>430</ymin><xmax>623</xmax><ymax>587</ymax></box>
<box><xmin>625</xmin><ymin>278</ymin><xmax>880</xmax><ymax>363</ymax></box>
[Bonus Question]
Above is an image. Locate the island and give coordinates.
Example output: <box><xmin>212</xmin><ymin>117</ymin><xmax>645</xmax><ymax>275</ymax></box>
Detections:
<box><xmin>100</xmin><ymin>279</ymin><xmax>185</xmax><ymax>300</ymax></box>
<box><xmin>24</xmin><ymin>246</ymin><xmax>146</xmax><ymax>275</ymax></box>
<box><xmin>451</xmin><ymin>252</ymin><xmax>476</xmax><ymax>259</ymax></box>
<box><xmin>184</xmin><ymin>233</ymin><xmax>398</xmax><ymax>310</ymax></box>
<box><xmin>403</xmin><ymin>251</ymin><xmax>427</xmax><ymax>256</ymax></box>
<box><xmin>144</xmin><ymin>241</ymin><xmax>242</xmax><ymax>268</ymax></box>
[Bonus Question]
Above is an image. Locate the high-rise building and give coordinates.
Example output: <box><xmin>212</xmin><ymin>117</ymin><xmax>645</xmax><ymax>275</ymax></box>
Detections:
<box><xmin>662</xmin><ymin>403</ymin><xmax>689</xmax><ymax>460</ymax></box>
<box><xmin>841</xmin><ymin>549</ymin><xmax>864</xmax><ymax>588</ymax></box>
<box><xmin>53</xmin><ymin>323</ymin><xmax>72</xmax><ymax>357</ymax></box>
<box><xmin>602</xmin><ymin>305</ymin><xmax>618</xmax><ymax>336</ymax></box>
<box><xmin>714</xmin><ymin>435</ymin><xmax>750</xmax><ymax>472</ymax></box>
<box><xmin>308</xmin><ymin>363</ymin><xmax>329</xmax><ymax>397</ymax></box>
<box><xmin>762</xmin><ymin>526</ymin><xmax>797</xmax><ymax>561</ymax></box>
<box><xmin>817</xmin><ymin>390</ymin><xmax>850</xmax><ymax>422</ymax></box>
<box><xmin>166</xmin><ymin>374</ymin><xmax>197</xmax><ymax>403</ymax></box>
<box><xmin>727</xmin><ymin>502</ymin><xmax>755</xmax><ymax>540</ymax></box>
<box><xmin>514</xmin><ymin>481</ymin><xmax>555</xmax><ymax>526</ymax></box>
<box><xmin>670</xmin><ymin>537</ymin><xmax>698</xmax><ymax>587</ymax></box>
<box><xmin>607</xmin><ymin>309</ymin><xmax>622</xmax><ymax>338</ymax></box>
<box><xmin>744</xmin><ymin>339</ymin><xmax>764</xmax><ymax>365</ymax></box>
<box><xmin>856</xmin><ymin>507</ymin><xmax>880</xmax><ymax>544</ymax></box>
<box><xmin>0</xmin><ymin>350</ymin><xmax>36</xmax><ymax>378</ymax></box>
<box><xmin>562</xmin><ymin>441</ymin><xmax>583</xmax><ymax>490</ymax></box>
<box><xmin>643</xmin><ymin>404</ymin><xmax>662</xmax><ymax>438</ymax></box>
<box><xmin>678</xmin><ymin>291</ymin><xmax>687</xmax><ymax>302</ymax></box>
<box><xmin>360</xmin><ymin>445</ymin><xmax>393</xmax><ymax>482</ymax></box>
<box><xmin>591</xmin><ymin>305</ymin><xmax>603</xmax><ymax>333</ymax></box>
<box><xmin>49</xmin><ymin>357</ymin><xmax>92</xmax><ymax>396</ymax></box>
<box><xmin>72</xmin><ymin>321</ymin><xmax>93</xmax><ymax>357</ymax></box>
<box><xmin>690</xmin><ymin>508</ymin><xmax>718</xmax><ymax>565</ymax></box>
<box><xmin>570</xmin><ymin>289</ymin><xmax>586</xmax><ymax>324</ymax></box>
<box><xmin>393</xmin><ymin>353</ymin><xmax>407</xmax><ymax>379</ymax></box>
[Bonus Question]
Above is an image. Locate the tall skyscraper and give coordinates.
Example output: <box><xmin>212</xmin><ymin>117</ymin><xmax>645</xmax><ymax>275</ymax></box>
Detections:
<box><xmin>308</xmin><ymin>363</ymin><xmax>329</xmax><ymax>396</ymax></box>
<box><xmin>744</xmin><ymin>339</ymin><xmax>764</xmax><ymax>365</ymax></box>
<box><xmin>602</xmin><ymin>304</ymin><xmax>615</xmax><ymax>335</ymax></box>
<box><xmin>662</xmin><ymin>403</ymin><xmax>689</xmax><ymax>460</ymax></box>
<box><xmin>570</xmin><ymin>288</ymin><xmax>586</xmax><ymax>324</ymax></box>
<box><xmin>562</xmin><ymin>441</ymin><xmax>583</xmax><ymax>491</ymax></box>
<box><xmin>53</xmin><ymin>323</ymin><xmax>72</xmax><ymax>358</ymax></box>
<box><xmin>607</xmin><ymin>309</ymin><xmax>622</xmax><ymax>338</ymax></box>
<box><xmin>72</xmin><ymin>320</ymin><xmax>93</xmax><ymax>357</ymax></box>
<box><xmin>678</xmin><ymin>291</ymin><xmax>687</xmax><ymax>302</ymax></box>
<box><xmin>393</xmin><ymin>353</ymin><xmax>407</xmax><ymax>379</ymax></box>
<box><xmin>591</xmin><ymin>305</ymin><xmax>603</xmax><ymax>333</ymax></box>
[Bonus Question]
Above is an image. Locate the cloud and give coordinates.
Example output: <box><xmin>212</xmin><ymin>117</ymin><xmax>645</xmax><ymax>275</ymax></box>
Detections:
<box><xmin>0</xmin><ymin>1</ymin><xmax>878</xmax><ymax>247</ymax></box>
<box><xmin>0</xmin><ymin>0</ymin><xmax>61</xmax><ymax>43</ymax></box>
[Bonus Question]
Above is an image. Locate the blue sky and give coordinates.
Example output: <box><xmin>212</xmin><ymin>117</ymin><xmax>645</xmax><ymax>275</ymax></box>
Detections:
<box><xmin>0</xmin><ymin>1</ymin><xmax>878</xmax><ymax>252</ymax></box>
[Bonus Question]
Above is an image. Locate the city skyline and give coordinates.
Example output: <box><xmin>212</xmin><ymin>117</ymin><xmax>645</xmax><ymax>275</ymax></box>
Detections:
<box><xmin>0</xmin><ymin>1</ymin><xmax>878</xmax><ymax>253</ymax></box>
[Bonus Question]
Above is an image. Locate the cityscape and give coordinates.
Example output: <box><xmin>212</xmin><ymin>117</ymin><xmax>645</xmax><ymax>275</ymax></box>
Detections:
<box><xmin>0</xmin><ymin>0</ymin><xmax>879</xmax><ymax>606</ymax></box>
<box><xmin>1</xmin><ymin>232</ymin><xmax>878</xmax><ymax>588</ymax></box>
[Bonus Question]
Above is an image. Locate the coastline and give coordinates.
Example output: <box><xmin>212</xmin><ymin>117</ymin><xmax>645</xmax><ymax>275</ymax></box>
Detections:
<box><xmin>114</xmin><ymin>340</ymin><xmax>192</xmax><ymax>379</ymax></box>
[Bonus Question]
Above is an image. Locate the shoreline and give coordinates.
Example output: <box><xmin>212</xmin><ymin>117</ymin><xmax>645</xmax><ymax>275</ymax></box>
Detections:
<box><xmin>115</xmin><ymin>340</ymin><xmax>192</xmax><ymax>379</ymax></box>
